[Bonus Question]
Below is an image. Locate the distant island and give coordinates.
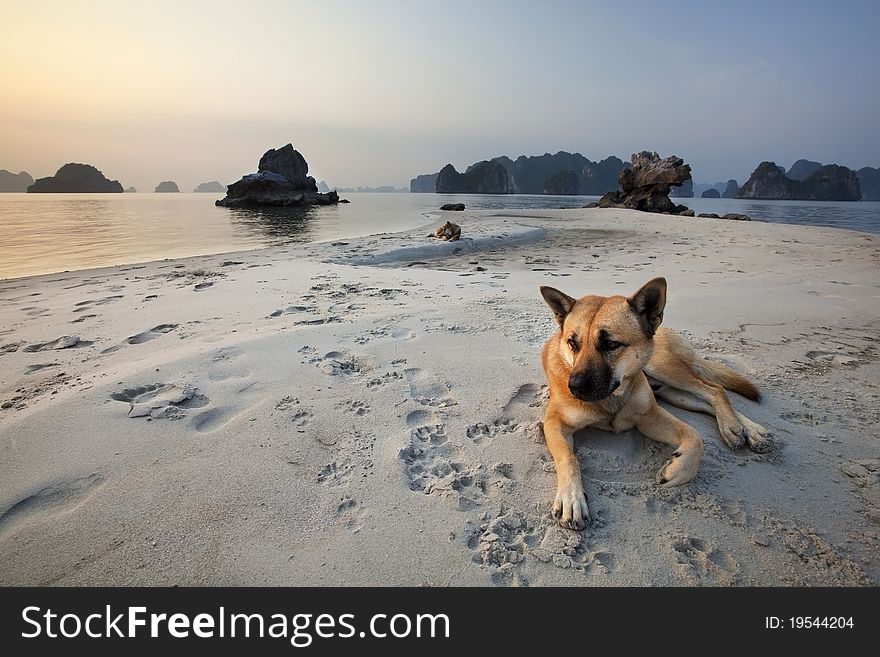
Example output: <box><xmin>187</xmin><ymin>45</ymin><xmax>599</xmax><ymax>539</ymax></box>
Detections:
<box><xmin>155</xmin><ymin>181</ymin><xmax>180</xmax><ymax>193</ymax></box>
<box><xmin>27</xmin><ymin>163</ymin><xmax>123</xmax><ymax>193</ymax></box>
<box><xmin>858</xmin><ymin>167</ymin><xmax>880</xmax><ymax>201</ymax></box>
<box><xmin>436</xmin><ymin>161</ymin><xmax>513</xmax><ymax>194</ymax></box>
<box><xmin>786</xmin><ymin>159</ymin><xmax>823</xmax><ymax>181</ymax></box>
<box><xmin>337</xmin><ymin>185</ymin><xmax>407</xmax><ymax>193</ymax></box>
<box><xmin>0</xmin><ymin>170</ymin><xmax>34</xmax><ymax>192</ymax></box>
<box><xmin>409</xmin><ymin>173</ymin><xmax>438</xmax><ymax>193</ymax></box>
<box><xmin>412</xmin><ymin>151</ymin><xmax>628</xmax><ymax>195</ymax></box>
<box><xmin>125</xmin><ymin>186</ymin><xmax>138</xmax><ymax>193</ymax></box>
<box><xmin>216</xmin><ymin>143</ymin><xmax>339</xmax><ymax>208</ymax></box>
<box><xmin>692</xmin><ymin>180</ymin><xmax>740</xmax><ymax>198</ymax></box>
<box><xmin>193</xmin><ymin>181</ymin><xmax>225</xmax><ymax>193</ymax></box>
<box><xmin>738</xmin><ymin>161</ymin><xmax>861</xmax><ymax>201</ymax></box>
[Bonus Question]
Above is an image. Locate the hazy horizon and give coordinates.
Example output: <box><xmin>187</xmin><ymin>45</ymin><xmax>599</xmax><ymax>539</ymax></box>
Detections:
<box><xmin>2</xmin><ymin>0</ymin><xmax>878</xmax><ymax>193</ymax></box>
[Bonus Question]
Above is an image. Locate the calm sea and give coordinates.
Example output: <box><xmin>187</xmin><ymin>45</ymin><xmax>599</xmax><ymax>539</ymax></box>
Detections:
<box><xmin>0</xmin><ymin>192</ymin><xmax>878</xmax><ymax>280</ymax></box>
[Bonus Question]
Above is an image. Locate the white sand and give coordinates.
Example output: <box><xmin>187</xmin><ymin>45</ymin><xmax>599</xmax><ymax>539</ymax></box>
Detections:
<box><xmin>0</xmin><ymin>208</ymin><xmax>878</xmax><ymax>586</ymax></box>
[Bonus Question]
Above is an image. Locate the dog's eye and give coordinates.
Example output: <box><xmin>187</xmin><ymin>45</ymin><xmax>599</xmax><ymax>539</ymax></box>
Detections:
<box><xmin>603</xmin><ymin>340</ymin><xmax>624</xmax><ymax>351</ymax></box>
<box><xmin>567</xmin><ymin>336</ymin><xmax>579</xmax><ymax>352</ymax></box>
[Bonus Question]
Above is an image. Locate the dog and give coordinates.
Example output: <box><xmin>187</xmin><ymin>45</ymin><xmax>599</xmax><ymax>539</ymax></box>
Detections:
<box><xmin>429</xmin><ymin>221</ymin><xmax>461</xmax><ymax>241</ymax></box>
<box><xmin>540</xmin><ymin>277</ymin><xmax>770</xmax><ymax>530</ymax></box>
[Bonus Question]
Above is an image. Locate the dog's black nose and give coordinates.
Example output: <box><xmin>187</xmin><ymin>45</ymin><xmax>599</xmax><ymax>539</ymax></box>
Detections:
<box><xmin>569</xmin><ymin>372</ymin><xmax>616</xmax><ymax>402</ymax></box>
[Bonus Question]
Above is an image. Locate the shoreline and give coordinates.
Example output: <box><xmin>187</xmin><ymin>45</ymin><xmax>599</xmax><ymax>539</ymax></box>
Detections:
<box><xmin>2</xmin><ymin>206</ymin><xmax>877</xmax><ymax>285</ymax></box>
<box><xmin>0</xmin><ymin>193</ymin><xmax>880</xmax><ymax>282</ymax></box>
<box><xmin>1</xmin><ymin>207</ymin><xmax>878</xmax><ymax>586</ymax></box>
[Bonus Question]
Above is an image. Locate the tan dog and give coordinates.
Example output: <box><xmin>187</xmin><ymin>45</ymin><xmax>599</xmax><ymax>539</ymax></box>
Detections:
<box><xmin>429</xmin><ymin>221</ymin><xmax>461</xmax><ymax>241</ymax></box>
<box><xmin>540</xmin><ymin>277</ymin><xmax>770</xmax><ymax>529</ymax></box>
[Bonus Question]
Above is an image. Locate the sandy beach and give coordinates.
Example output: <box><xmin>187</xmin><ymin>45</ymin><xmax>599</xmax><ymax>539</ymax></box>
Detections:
<box><xmin>0</xmin><ymin>207</ymin><xmax>878</xmax><ymax>586</ymax></box>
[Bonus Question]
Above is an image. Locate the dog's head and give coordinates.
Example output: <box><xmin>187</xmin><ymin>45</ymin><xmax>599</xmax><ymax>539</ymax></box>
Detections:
<box><xmin>540</xmin><ymin>277</ymin><xmax>667</xmax><ymax>402</ymax></box>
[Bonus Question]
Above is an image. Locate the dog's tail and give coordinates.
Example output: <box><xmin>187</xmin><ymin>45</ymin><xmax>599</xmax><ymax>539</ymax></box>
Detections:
<box><xmin>698</xmin><ymin>359</ymin><xmax>761</xmax><ymax>402</ymax></box>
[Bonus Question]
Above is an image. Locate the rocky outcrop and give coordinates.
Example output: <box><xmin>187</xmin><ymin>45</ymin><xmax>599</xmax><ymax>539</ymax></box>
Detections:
<box><xmin>800</xmin><ymin>165</ymin><xmax>861</xmax><ymax>201</ymax></box>
<box><xmin>193</xmin><ymin>181</ymin><xmax>225</xmax><ymax>193</ymax></box>
<box><xmin>701</xmin><ymin>188</ymin><xmax>720</xmax><ymax>198</ymax></box>
<box><xmin>737</xmin><ymin>162</ymin><xmax>794</xmax><ymax>199</ymax></box>
<box><xmin>492</xmin><ymin>152</ymin><xmax>626</xmax><ymax>195</ymax></box>
<box><xmin>723</xmin><ymin>213</ymin><xmax>751</xmax><ymax>221</ymax></box>
<box><xmin>125</xmin><ymin>186</ymin><xmax>138</xmax><ymax>193</ymax></box>
<box><xmin>337</xmin><ymin>185</ymin><xmax>404</xmax><ymax>193</ymax></box>
<box><xmin>155</xmin><ymin>181</ymin><xmax>180</xmax><ymax>193</ymax></box>
<box><xmin>597</xmin><ymin>151</ymin><xmax>693</xmax><ymax>215</ymax></box>
<box><xmin>857</xmin><ymin>167</ymin><xmax>880</xmax><ymax>201</ymax></box>
<box><xmin>738</xmin><ymin>161</ymin><xmax>861</xmax><ymax>201</ymax></box>
<box><xmin>412</xmin><ymin>152</ymin><xmax>628</xmax><ymax>195</ymax></box>
<box><xmin>316</xmin><ymin>180</ymin><xmax>331</xmax><ymax>193</ymax></box>
<box><xmin>786</xmin><ymin>159</ymin><xmax>822</xmax><ymax>181</ymax></box>
<box><xmin>216</xmin><ymin>143</ymin><xmax>338</xmax><ymax>208</ymax></box>
<box><xmin>440</xmin><ymin>203</ymin><xmax>465</xmax><ymax>211</ymax></box>
<box><xmin>722</xmin><ymin>179</ymin><xmax>739</xmax><ymax>198</ymax></box>
<box><xmin>543</xmin><ymin>170</ymin><xmax>579</xmax><ymax>195</ymax></box>
<box><xmin>410</xmin><ymin>172</ymin><xmax>439</xmax><ymax>192</ymax></box>
<box><xmin>27</xmin><ymin>163</ymin><xmax>123</xmax><ymax>193</ymax></box>
<box><xmin>669</xmin><ymin>179</ymin><xmax>694</xmax><ymax>198</ymax></box>
<box><xmin>0</xmin><ymin>170</ymin><xmax>34</xmax><ymax>192</ymax></box>
<box><xmin>434</xmin><ymin>161</ymin><xmax>513</xmax><ymax>194</ymax></box>
<box><xmin>259</xmin><ymin>144</ymin><xmax>312</xmax><ymax>188</ymax></box>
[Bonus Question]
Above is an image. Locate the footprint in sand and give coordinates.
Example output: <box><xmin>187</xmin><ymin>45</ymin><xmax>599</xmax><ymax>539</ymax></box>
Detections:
<box><xmin>292</xmin><ymin>409</ymin><xmax>313</xmax><ymax>428</ymax></box>
<box><xmin>0</xmin><ymin>473</ymin><xmax>104</xmax><ymax>534</ymax></box>
<box><xmin>365</xmin><ymin>371</ymin><xmax>403</xmax><ymax>388</ymax></box>
<box><xmin>405</xmin><ymin>409</ymin><xmax>433</xmax><ymax>427</ymax></box>
<box><xmin>191</xmin><ymin>408</ymin><xmax>229</xmax><ymax>433</ymax></box>
<box><xmin>111</xmin><ymin>383</ymin><xmax>206</xmax><ymax>419</ymax></box>
<box><xmin>73</xmin><ymin>295</ymin><xmax>123</xmax><ymax>312</ymax></box>
<box><xmin>336</xmin><ymin>496</ymin><xmax>368</xmax><ymax>534</ymax></box>
<box><xmin>317</xmin><ymin>459</ymin><xmax>354</xmax><ymax>488</ymax></box>
<box><xmin>339</xmin><ymin>399</ymin><xmax>370</xmax><ymax>416</ymax></box>
<box><xmin>399</xmin><ymin>424</ymin><xmax>484</xmax><ymax>510</ymax></box>
<box><xmin>126</xmin><ymin>324</ymin><xmax>178</xmax><ymax>345</ymax></box>
<box><xmin>466</xmin><ymin>419</ymin><xmax>518</xmax><ymax>445</ymax></box>
<box><xmin>672</xmin><ymin>537</ymin><xmax>740</xmax><ymax>586</ymax></box>
<box><xmin>208</xmin><ymin>347</ymin><xmax>251</xmax><ymax>381</ymax></box>
<box><xmin>268</xmin><ymin>305</ymin><xmax>313</xmax><ymax>318</ymax></box>
<box><xmin>404</xmin><ymin>368</ymin><xmax>454</xmax><ymax>407</ymax></box>
<box><xmin>25</xmin><ymin>362</ymin><xmax>59</xmax><ymax>374</ymax></box>
<box><xmin>502</xmin><ymin>383</ymin><xmax>548</xmax><ymax>414</ymax></box>
<box><xmin>315</xmin><ymin>350</ymin><xmax>371</xmax><ymax>376</ymax></box>
<box><xmin>23</xmin><ymin>336</ymin><xmax>91</xmax><ymax>352</ymax></box>
<box><xmin>22</xmin><ymin>306</ymin><xmax>51</xmax><ymax>318</ymax></box>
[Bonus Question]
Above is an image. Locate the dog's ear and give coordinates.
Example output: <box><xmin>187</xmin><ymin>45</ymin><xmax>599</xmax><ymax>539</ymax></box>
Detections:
<box><xmin>627</xmin><ymin>277</ymin><xmax>667</xmax><ymax>336</ymax></box>
<box><xmin>540</xmin><ymin>286</ymin><xmax>576</xmax><ymax>327</ymax></box>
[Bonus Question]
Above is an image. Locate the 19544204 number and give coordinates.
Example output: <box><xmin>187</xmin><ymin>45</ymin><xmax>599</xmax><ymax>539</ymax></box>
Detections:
<box><xmin>765</xmin><ymin>617</ymin><xmax>854</xmax><ymax>629</ymax></box>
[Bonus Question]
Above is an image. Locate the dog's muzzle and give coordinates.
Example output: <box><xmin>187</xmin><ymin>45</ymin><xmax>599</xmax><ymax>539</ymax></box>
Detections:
<box><xmin>568</xmin><ymin>372</ymin><xmax>620</xmax><ymax>402</ymax></box>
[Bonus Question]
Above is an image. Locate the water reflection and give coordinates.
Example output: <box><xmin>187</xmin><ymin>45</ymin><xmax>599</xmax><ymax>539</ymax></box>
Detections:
<box><xmin>225</xmin><ymin>205</ymin><xmax>324</xmax><ymax>245</ymax></box>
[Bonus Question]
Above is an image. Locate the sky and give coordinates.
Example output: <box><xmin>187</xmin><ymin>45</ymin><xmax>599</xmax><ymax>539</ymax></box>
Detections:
<box><xmin>1</xmin><ymin>0</ymin><xmax>879</xmax><ymax>191</ymax></box>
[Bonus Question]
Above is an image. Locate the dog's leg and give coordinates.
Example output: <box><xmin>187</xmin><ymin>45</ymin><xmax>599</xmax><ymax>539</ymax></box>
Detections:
<box><xmin>653</xmin><ymin>384</ymin><xmax>772</xmax><ymax>453</ymax></box>
<box><xmin>647</xmin><ymin>362</ymin><xmax>748</xmax><ymax>450</ymax></box>
<box><xmin>636</xmin><ymin>404</ymin><xmax>704</xmax><ymax>487</ymax></box>
<box><xmin>543</xmin><ymin>410</ymin><xmax>591</xmax><ymax>530</ymax></box>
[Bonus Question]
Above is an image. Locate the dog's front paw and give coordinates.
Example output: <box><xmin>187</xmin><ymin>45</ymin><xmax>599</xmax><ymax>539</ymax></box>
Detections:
<box><xmin>656</xmin><ymin>443</ymin><xmax>702</xmax><ymax>487</ymax></box>
<box><xmin>717</xmin><ymin>417</ymin><xmax>746</xmax><ymax>450</ymax></box>
<box><xmin>552</xmin><ymin>482</ymin><xmax>591</xmax><ymax>530</ymax></box>
<box><xmin>740</xmin><ymin>415</ymin><xmax>773</xmax><ymax>453</ymax></box>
